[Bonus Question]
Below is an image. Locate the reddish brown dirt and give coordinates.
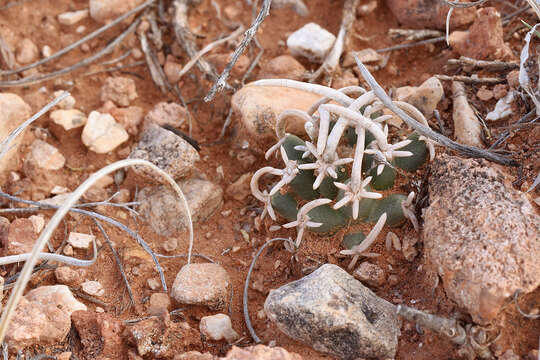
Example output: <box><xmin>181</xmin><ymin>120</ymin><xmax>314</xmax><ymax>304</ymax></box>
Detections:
<box><xmin>0</xmin><ymin>0</ymin><xmax>538</xmax><ymax>359</ymax></box>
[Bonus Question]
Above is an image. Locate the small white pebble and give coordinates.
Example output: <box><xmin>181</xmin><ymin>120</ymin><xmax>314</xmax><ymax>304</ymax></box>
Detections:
<box><xmin>41</xmin><ymin>45</ymin><xmax>52</xmax><ymax>58</ymax></box>
<box><xmin>269</xmin><ymin>225</ymin><xmax>281</xmax><ymax>232</ymax></box>
<box><xmin>216</xmin><ymin>165</ymin><xmax>224</xmax><ymax>179</ymax></box>
<box><xmin>29</xmin><ymin>215</ymin><xmax>45</xmax><ymax>234</ymax></box>
<box><xmin>147</xmin><ymin>278</ymin><xmax>160</xmax><ymax>290</ymax></box>
<box><xmin>51</xmin><ymin>185</ymin><xmax>70</xmax><ymax>194</ymax></box>
<box><xmin>95</xmin><ymin>306</ymin><xmax>105</xmax><ymax>313</ymax></box>
<box><xmin>63</xmin><ymin>244</ymin><xmax>74</xmax><ymax>256</ymax></box>
<box><xmin>76</xmin><ymin>25</ymin><xmax>86</xmax><ymax>34</ymax></box>
<box><xmin>81</xmin><ymin>280</ymin><xmax>104</xmax><ymax>297</ymax></box>
<box><xmin>67</xmin><ymin>232</ymin><xmax>95</xmax><ymax>249</ymax></box>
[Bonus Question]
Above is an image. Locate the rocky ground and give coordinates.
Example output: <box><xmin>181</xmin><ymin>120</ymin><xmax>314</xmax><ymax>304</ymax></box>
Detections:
<box><xmin>0</xmin><ymin>0</ymin><xmax>537</xmax><ymax>359</ymax></box>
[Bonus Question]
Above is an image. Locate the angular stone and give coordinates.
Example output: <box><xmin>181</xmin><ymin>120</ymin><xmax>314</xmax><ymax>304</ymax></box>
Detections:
<box><xmin>353</xmin><ymin>262</ymin><xmax>386</xmax><ymax>287</ymax></box>
<box><xmin>100</xmin><ymin>101</ymin><xmax>144</xmax><ymax>135</ymax></box>
<box><xmin>58</xmin><ymin>9</ymin><xmax>89</xmax><ymax>25</ymax></box>
<box><xmin>15</xmin><ymin>38</ymin><xmax>38</xmax><ymax>64</ymax></box>
<box><xmin>129</xmin><ymin>123</ymin><xmax>199</xmax><ymax>181</ymax></box>
<box><xmin>28</xmin><ymin>139</ymin><xmax>65</xmax><ymax>170</ymax></box>
<box><xmin>100</xmin><ymin>76</ymin><xmax>138</xmax><ymax>107</ymax></box>
<box><xmin>55</xmin><ymin>266</ymin><xmax>86</xmax><ymax>286</ymax></box>
<box><xmin>147</xmin><ymin>293</ymin><xmax>171</xmax><ymax>316</ymax></box>
<box><xmin>222</xmin><ymin>345</ymin><xmax>303</xmax><ymax>360</ymax></box>
<box><xmin>72</xmin><ymin>310</ymin><xmax>127</xmax><ymax>359</ymax></box>
<box><xmin>199</xmin><ymin>314</ymin><xmax>239</xmax><ymax>343</ymax></box>
<box><xmin>2</xmin><ymin>218</ymin><xmax>38</xmax><ymax>256</ymax></box>
<box><xmin>423</xmin><ymin>155</ymin><xmax>540</xmax><ymax>324</ymax></box>
<box><xmin>231</xmin><ymin>85</ymin><xmax>323</xmax><ymax>146</ymax></box>
<box><xmin>125</xmin><ymin>315</ymin><xmax>201</xmax><ymax>358</ymax></box>
<box><xmin>137</xmin><ymin>177</ymin><xmax>223</xmax><ymax>236</ymax></box>
<box><xmin>226</xmin><ymin>172</ymin><xmax>252</xmax><ymax>201</ymax></box>
<box><xmin>50</xmin><ymin>109</ymin><xmax>87</xmax><ymax>130</ymax></box>
<box><xmin>287</xmin><ymin>23</ymin><xmax>336</xmax><ymax>63</ymax></box>
<box><xmin>6</xmin><ymin>285</ymin><xmax>86</xmax><ymax>349</ymax></box>
<box><xmin>67</xmin><ymin>232</ymin><xmax>95</xmax><ymax>249</ymax></box>
<box><xmin>258</xmin><ymin>55</ymin><xmax>306</xmax><ymax>81</ymax></box>
<box><xmin>394</xmin><ymin>76</ymin><xmax>443</xmax><ymax>117</ymax></box>
<box><xmin>172</xmin><ymin>263</ymin><xmax>231</xmax><ymax>310</ymax></box>
<box><xmin>81</xmin><ymin>280</ymin><xmax>105</xmax><ymax>297</ymax></box>
<box><xmin>53</xmin><ymin>90</ymin><xmax>76</xmax><ymax>110</ymax></box>
<box><xmin>264</xmin><ymin>264</ymin><xmax>401</xmax><ymax>359</ymax></box>
<box><xmin>145</xmin><ymin>101</ymin><xmax>187</xmax><ymax>128</ymax></box>
<box><xmin>82</xmin><ymin>111</ymin><xmax>129</xmax><ymax>153</ymax></box>
<box><xmin>449</xmin><ymin>7</ymin><xmax>512</xmax><ymax>60</ymax></box>
<box><xmin>0</xmin><ymin>93</ymin><xmax>32</xmax><ymax>174</ymax></box>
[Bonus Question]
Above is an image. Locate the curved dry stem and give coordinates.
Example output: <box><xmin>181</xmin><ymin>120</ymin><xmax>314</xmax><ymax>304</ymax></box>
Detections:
<box><xmin>0</xmin><ymin>159</ymin><xmax>193</xmax><ymax>345</ymax></box>
<box><xmin>275</xmin><ymin>109</ymin><xmax>313</xmax><ymax>139</ymax></box>
<box><xmin>306</xmin><ymin>85</ymin><xmax>366</xmax><ymax>116</ymax></box>
<box><xmin>250</xmin><ymin>79</ymin><xmax>354</xmax><ymax>106</ymax></box>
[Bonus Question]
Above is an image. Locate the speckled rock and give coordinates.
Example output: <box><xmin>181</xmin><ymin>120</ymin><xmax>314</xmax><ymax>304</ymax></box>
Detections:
<box><xmin>6</xmin><ymin>285</ymin><xmax>86</xmax><ymax>349</ymax></box>
<box><xmin>0</xmin><ymin>93</ymin><xmax>32</xmax><ymax>175</ymax></box>
<box><xmin>50</xmin><ymin>109</ymin><xmax>87</xmax><ymax>130</ymax></box>
<box><xmin>137</xmin><ymin>177</ymin><xmax>223</xmax><ymax>236</ymax></box>
<box><xmin>129</xmin><ymin>122</ymin><xmax>199</xmax><ymax>181</ymax></box>
<box><xmin>449</xmin><ymin>7</ymin><xmax>513</xmax><ymax>60</ymax></box>
<box><xmin>221</xmin><ymin>345</ymin><xmax>303</xmax><ymax>360</ymax></box>
<box><xmin>28</xmin><ymin>139</ymin><xmax>65</xmax><ymax>170</ymax></box>
<box><xmin>353</xmin><ymin>262</ymin><xmax>386</xmax><ymax>287</ymax></box>
<box><xmin>231</xmin><ymin>85</ymin><xmax>323</xmax><ymax>147</ymax></box>
<box><xmin>145</xmin><ymin>101</ymin><xmax>187</xmax><ymax>128</ymax></box>
<box><xmin>100</xmin><ymin>76</ymin><xmax>138</xmax><ymax>107</ymax></box>
<box><xmin>423</xmin><ymin>155</ymin><xmax>540</xmax><ymax>325</ymax></box>
<box><xmin>264</xmin><ymin>264</ymin><xmax>401</xmax><ymax>359</ymax></box>
<box><xmin>394</xmin><ymin>76</ymin><xmax>444</xmax><ymax>117</ymax></box>
<box><xmin>172</xmin><ymin>263</ymin><xmax>231</xmax><ymax>310</ymax></box>
<box><xmin>287</xmin><ymin>23</ymin><xmax>335</xmax><ymax>63</ymax></box>
<box><xmin>386</xmin><ymin>0</ymin><xmax>475</xmax><ymax>30</ymax></box>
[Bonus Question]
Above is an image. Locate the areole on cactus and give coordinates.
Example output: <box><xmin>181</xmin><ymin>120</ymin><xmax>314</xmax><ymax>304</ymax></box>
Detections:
<box><xmin>250</xmin><ymin>75</ymin><xmax>434</xmax><ymax>266</ymax></box>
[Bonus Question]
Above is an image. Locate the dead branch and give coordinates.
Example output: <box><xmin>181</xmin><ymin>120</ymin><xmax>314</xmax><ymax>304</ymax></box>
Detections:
<box><xmin>389</xmin><ymin>28</ymin><xmax>443</xmax><ymax>41</ymax></box>
<box><xmin>435</xmin><ymin>74</ymin><xmax>506</xmax><ymax>84</ymax></box>
<box><xmin>447</xmin><ymin>56</ymin><xmax>519</xmax><ymax>72</ymax></box>
<box><xmin>140</xmin><ymin>31</ymin><xmax>168</xmax><ymax>93</ymax></box>
<box><xmin>204</xmin><ymin>0</ymin><xmax>272</xmax><ymax>101</ymax></box>
<box><xmin>309</xmin><ymin>0</ymin><xmax>359</xmax><ymax>82</ymax></box>
<box><xmin>377</xmin><ymin>36</ymin><xmax>445</xmax><ymax>53</ymax></box>
<box><xmin>355</xmin><ymin>58</ymin><xmax>517</xmax><ymax>166</ymax></box>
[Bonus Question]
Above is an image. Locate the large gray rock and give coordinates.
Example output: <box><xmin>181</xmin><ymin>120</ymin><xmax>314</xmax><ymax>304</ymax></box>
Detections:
<box><xmin>264</xmin><ymin>264</ymin><xmax>401</xmax><ymax>360</ymax></box>
<box><xmin>129</xmin><ymin>123</ymin><xmax>199</xmax><ymax>181</ymax></box>
<box><xmin>137</xmin><ymin>177</ymin><xmax>223</xmax><ymax>236</ymax></box>
<box><xmin>424</xmin><ymin>155</ymin><xmax>540</xmax><ymax>325</ymax></box>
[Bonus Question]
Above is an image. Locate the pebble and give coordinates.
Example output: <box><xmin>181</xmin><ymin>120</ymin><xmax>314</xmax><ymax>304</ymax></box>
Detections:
<box><xmin>58</xmin><ymin>9</ymin><xmax>89</xmax><ymax>25</ymax></box>
<box><xmin>506</xmin><ymin>70</ymin><xmax>519</xmax><ymax>89</ymax></box>
<box><xmin>100</xmin><ymin>76</ymin><xmax>138</xmax><ymax>107</ymax></box>
<box><xmin>353</xmin><ymin>262</ymin><xmax>386</xmax><ymax>287</ymax></box>
<box><xmin>42</xmin><ymin>45</ymin><xmax>52</xmax><ymax>58</ymax></box>
<box><xmin>147</xmin><ymin>293</ymin><xmax>171</xmax><ymax>316</ymax></box>
<box><xmin>222</xmin><ymin>345</ymin><xmax>303</xmax><ymax>360</ymax></box>
<box><xmin>53</xmin><ymin>90</ymin><xmax>76</xmax><ymax>110</ymax></box>
<box><xmin>162</xmin><ymin>237</ymin><xmax>178</xmax><ymax>252</ymax></box>
<box><xmin>287</xmin><ymin>23</ymin><xmax>336</xmax><ymax>63</ymax></box>
<box><xmin>386</xmin><ymin>0</ymin><xmax>474</xmax><ymax>30</ymax></box>
<box><xmin>15</xmin><ymin>38</ymin><xmax>38</xmax><ymax>64</ymax></box>
<box><xmin>82</xmin><ymin>111</ymin><xmax>129</xmax><ymax>153</ymax></box>
<box><xmin>486</xmin><ymin>90</ymin><xmax>514</xmax><ymax>121</ymax></box>
<box><xmin>452</xmin><ymin>81</ymin><xmax>483</xmax><ymax>147</ymax></box>
<box><xmin>164</xmin><ymin>56</ymin><xmax>183</xmax><ymax>84</ymax></box>
<box><xmin>57</xmin><ymin>352</ymin><xmax>72</xmax><ymax>360</ymax></box>
<box><xmin>63</xmin><ymin>244</ymin><xmax>74</xmax><ymax>256</ymax></box>
<box><xmin>357</xmin><ymin>0</ymin><xmax>377</xmax><ymax>16</ymax></box>
<box><xmin>401</xmin><ymin>235</ymin><xmax>418</xmax><ymax>261</ymax></box>
<box><xmin>81</xmin><ymin>280</ymin><xmax>105</xmax><ymax>297</ymax></box>
<box><xmin>423</xmin><ymin>154</ymin><xmax>540</xmax><ymax>324</ymax></box>
<box><xmin>231</xmin><ymin>84</ymin><xmax>323</xmax><ymax>146</ymax></box>
<box><xmin>100</xmin><ymin>101</ymin><xmax>143</xmax><ymax>135</ymax></box>
<box><xmin>51</xmin><ymin>109</ymin><xmax>86</xmax><ymax>130</ymax></box>
<box><xmin>72</xmin><ymin>311</ymin><xmax>126</xmax><ymax>359</ymax></box>
<box><xmin>29</xmin><ymin>214</ymin><xmax>45</xmax><ymax>234</ymax></box>
<box><xmin>258</xmin><ymin>55</ymin><xmax>306</xmax><ymax>80</ymax></box>
<box><xmin>199</xmin><ymin>314</ymin><xmax>239</xmax><ymax>343</ymax></box>
<box><xmin>2</xmin><ymin>218</ymin><xmax>37</xmax><ymax>256</ymax></box>
<box><xmin>89</xmin><ymin>0</ymin><xmax>145</xmax><ymax>23</ymax></box>
<box><xmin>476</xmin><ymin>87</ymin><xmax>493</xmax><ymax>101</ymax></box>
<box><xmin>271</xmin><ymin>0</ymin><xmax>308</xmax><ymax>16</ymax></box>
<box><xmin>449</xmin><ymin>7</ymin><xmax>512</xmax><ymax>60</ymax></box>
<box><xmin>137</xmin><ymin>177</ymin><xmax>223</xmax><ymax>236</ymax></box>
<box><xmin>171</xmin><ymin>263</ymin><xmax>231</xmax><ymax>309</ymax></box>
<box><xmin>55</xmin><ymin>266</ymin><xmax>85</xmax><ymax>286</ymax></box>
<box><xmin>265</xmin><ymin>264</ymin><xmax>401</xmax><ymax>359</ymax></box>
<box><xmin>126</xmin><ymin>315</ymin><xmax>201</xmax><ymax>357</ymax></box>
<box><xmin>129</xmin><ymin>122</ymin><xmax>199</xmax><ymax>181</ymax></box>
<box><xmin>67</xmin><ymin>232</ymin><xmax>95</xmax><ymax>249</ymax></box>
<box><xmin>145</xmin><ymin>101</ymin><xmax>188</xmax><ymax>128</ymax></box>
<box><xmin>226</xmin><ymin>172</ymin><xmax>252</xmax><ymax>201</ymax></box>
<box><xmin>76</xmin><ymin>25</ymin><xmax>86</xmax><ymax>34</ymax></box>
<box><xmin>28</xmin><ymin>139</ymin><xmax>65</xmax><ymax>170</ymax></box>
<box><xmin>5</xmin><ymin>285</ymin><xmax>86</xmax><ymax>348</ymax></box>
<box><xmin>147</xmin><ymin>278</ymin><xmax>160</xmax><ymax>290</ymax></box>
<box><xmin>394</xmin><ymin>76</ymin><xmax>444</xmax><ymax>117</ymax></box>
<box><xmin>0</xmin><ymin>93</ymin><xmax>31</xmax><ymax>173</ymax></box>
<box><xmin>492</xmin><ymin>84</ymin><xmax>508</xmax><ymax>100</ymax></box>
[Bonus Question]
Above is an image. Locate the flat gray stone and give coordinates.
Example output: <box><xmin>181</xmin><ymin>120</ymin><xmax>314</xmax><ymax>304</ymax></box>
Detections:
<box><xmin>264</xmin><ymin>264</ymin><xmax>401</xmax><ymax>360</ymax></box>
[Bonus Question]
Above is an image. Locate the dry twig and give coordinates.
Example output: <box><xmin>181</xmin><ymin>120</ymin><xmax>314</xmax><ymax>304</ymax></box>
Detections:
<box><xmin>435</xmin><ymin>74</ymin><xmax>506</xmax><ymax>84</ymax></box>
<box><xmin>447</xmin><ymin>56</ymin><xmax>519</xmax><ymax>72</ymax></box>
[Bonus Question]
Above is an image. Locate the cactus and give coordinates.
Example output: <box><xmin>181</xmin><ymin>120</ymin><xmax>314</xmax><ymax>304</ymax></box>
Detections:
<box><xmin>250</xmin><ymin>76</ymin><xmax>433</xmax><ymax>258</ymax></box>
